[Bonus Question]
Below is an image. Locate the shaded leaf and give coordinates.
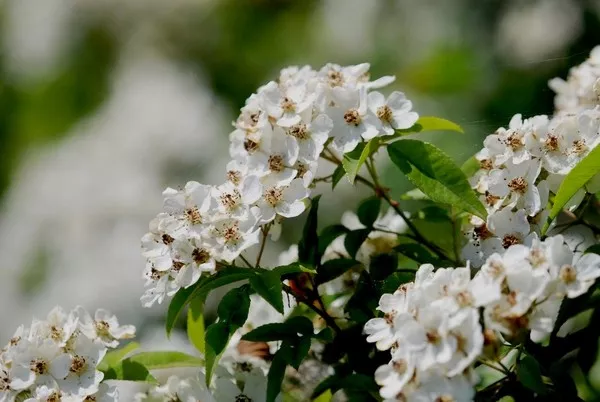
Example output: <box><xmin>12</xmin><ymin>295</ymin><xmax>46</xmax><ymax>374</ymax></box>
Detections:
<box><xmin>342</xmin><ymin>139</ymin><xmax>379</xmax><ymax>184</ymax></box>
<box><xmin>166</xmin><ymin>285</ymin><xmax>197</xmax><ymax>337</ymax></box>
<box><xmin>299</xmin><ymin>195</ymin><xmax>321</xmax><ymax>266</ymax></box>
<box><xmin>100</xmin><ymin>358</ymin><xmax>157</xmax><ymax>383</ymax></box>
<box><xmin>357</xmin><ymin>197</ymin><xmax>381</xmax><ymax>227</ymax></box>
<box><xmin>205</xmin><ymin>321</ymin><xmax>231</xmax><ymax>386</ymax></box>
<box><xmin>517</xmin><ymin>355</ymin><xmax>547</xmax><ymax>395</ymax></box>
<box><xmin>318</xmin><ymin>224</ymin><xmax>349</xmax><ymax>257</ymax></box>
<box><xmin>250</xmin><ymin>270</ymin><xmax>284</xmax><ymax>314</ymax></box>
<box><xmin>387</xmin><ymin>139</ymin><xmax>486</xmax><ymax>218</ymax></box>
<box><xmin>332</xmin><ymin>165</ymin><xmax>345</xmax><ymax>190</ymax></box>
<box><xmin>395</xmin><ymin>243</ymin><xmax>437</xmax><ymax>264</ymax></box>
<box><xmin>218</xmin><ymin>285</ymin><xmax>251</xmax><ymax>328</ymax></box>
<box><xmin>318</xmin><ymin>259</ymin><xmax>361</xmax><ymax>284</ymax></box>
<box><xmin>267</xmin><ymin>346</ymin><xmax>288</xmax><ymax>402</ymax></box>
<box><xmin>461</xmin><ymin>155</ymin><xmax>480</xmax><ymax>177</ymax></box>
<box><xmin>344</xmin><ymin>229</ymin><xmax>371</xmax><ymax>259</ymax></box>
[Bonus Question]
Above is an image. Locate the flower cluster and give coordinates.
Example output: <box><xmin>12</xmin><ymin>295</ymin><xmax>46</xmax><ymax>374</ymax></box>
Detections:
<box><xmin>0</xmin><ymin>306</ymin><xmax>135</xmax><ymax>402</ymax></box>
<box><xmin>464</xmin><ymin>94</ymin><xmax>600</xmax><ymax>267</ymax></box>
<box><xmin>365</xmin><ymin>235</ymin><xmax>600</xmax><ymax>401</ymax></box>
<box><xmin>141</xmin><ymin>63</ymin><xmax>419</xmax><ymax>307</ymax></box>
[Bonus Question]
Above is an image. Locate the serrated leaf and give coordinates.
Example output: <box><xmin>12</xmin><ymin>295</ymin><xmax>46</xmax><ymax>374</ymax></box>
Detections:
<box><xmin>318</xmin><ymin>224</ymin><xmax>349</xmax><ymax>257</ymax></box>
<box><xmin>317</xmin><ymin>259</ymin><xmax>362</xmax><ymax>284</ymax></box>
<box><xmin>388</xmin><ymin>139</ymin><xmax>486</xmax><ymax>218</ymax></box>
<box><xmin>357</xmin><ymin>197</ymin><xmax>381</xmax><ymax>227</ymax></box>
<box><xmin>544</xmin><ymin>146</ymin><xmax>600</xmax><ymax>234</ymax></box>
<box><xmin>250</xmin><ymin>270</ymin><xmax>284</xmax><ymax>314</ymax></box>
<box><xmin>344</xmin><ymin>229</ymin><xmax>371</xmax><ymax>259</ymax></box>
<box><xmin>97</xmin><ymin>342</ymin><xmax>140</xmax><ymax>372</ymax></box>
<box><xmin>299</xmin><ymin>195</ymin><xmax>321</xmax><ymax>266</ymax></box>
<box><xmin>332</xmin><ymin>164</ymin><xmax>345</xmax><ymax>190</ymax></box>
<box><xmin>517</xmin><ymin>355</ymin><xmax>547</xmax><ymax>395</ymax></box>
<box><xmin>187</xmin><ymin>298</ymin><xmax>205</xmax><ymax>354</ymax></box>
<box><xmin>342</xmin><ymin>139</ymin><xmax>379</xmax><ymax>184</ymax></box>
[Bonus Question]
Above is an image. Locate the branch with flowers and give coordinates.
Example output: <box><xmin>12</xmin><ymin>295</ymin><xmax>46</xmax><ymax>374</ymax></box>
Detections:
<box><xmin>4</xmin><ymin>49</ymin><xmax>600</xmax><ymax>401</ymax></box>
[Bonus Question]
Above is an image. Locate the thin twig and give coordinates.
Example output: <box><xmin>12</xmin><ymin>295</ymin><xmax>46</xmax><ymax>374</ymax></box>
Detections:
<box><xmin>255</xmin><ymin>224</ymin><xmax>270</xmax><ymax>268</ymax></box>
<box><xmin>239</xmin><ymin>254</ymin><xmax>253</xmax><ymax>268</ymax></box>
<box><xmin>282</xmin><ymin>283</ymin><xmax>342</xmax><ymax>334</ymax></box>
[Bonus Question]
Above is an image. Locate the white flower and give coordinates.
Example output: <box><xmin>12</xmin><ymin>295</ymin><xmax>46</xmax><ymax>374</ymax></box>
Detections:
<box><xmin>170</xmin><ymin>237</ymin><xmax>217</xmax><ymax>288</ymax></box>
<box><xmin>62</xmin><ymin>383</ymin><xmax>118</xmax><ymax>402</ymax></box>
<box><xmin>487</xmin><ymin>159</ymin><xmax>542</xmax><ymax>215</ymax></box>
<box><xmin>140</xmin><ymin>267</ymin><xmax>179</xmax><ymax>307</ymax></box>
<box><xmin>56</xmin><ymin>336</ymin><xmax>105</xmax><ymax>397</ymax></box>
<box><xmin>261</xmin><ymin>80</ymin><xmax>314</xmax><ymax>127</ymax></box>
<box><xmin>247</xmin><ymin>127</ymin><xmax>299</xmax><ymax>184</ymax></box>
<box><xmin>30</xmin><ymin>307</ymin><xmax>78</xmax><ymax>347</ymax></box>
<box><xmin>76</xmin><ymin>307</ymin><xmax>136</xmax><ymax>348</ymax></box>
<box><xmin>286</xmin><ymin>113</ymin><xmax>332</xmax><ymax>163</ymax></box>
<box><xmin>555</xmin><ymin>252</ymin><xmax>600</xmax><ymax>298</ymax></box>
<box><xmin>256</xmin><ymin>178</ymin><xmax>308</xmax><ymax>224</ymax></box>
<box><xmin>374</xmin><ymin>349</ymin><xmax>415</xmax><ymax>399</ymax></box>
<box><xmin>209</xmin><ymin>212</ymin><xmax>261</xmax><ymax>263</ymax></box>
<box><xmin>163</xmin><ymin>181</ymin><xmax>213</xmax><ymax>229</ymax></box>
<box><xmin>445</xmin><ymin>309</ymin><xmax>484</xmax><ymax>376</ymax></box>
<box><xmin>9</xmin><ymin>339</ymin><xmax>71</xmax><ymax>390</ymax></box>
<box><xmin>365</xmin><ymin>292</ymin><xmax>410</xmax><ymax>351</ymax></box>
<box><xmin>407</xmin><ymin>373</ymin><xmax>475</xmax><ymax>402</ymax></box>
<box><xmin>212</xmin><ymin>177</ymin><xmax>262</xmax><ymax>219</ymax></box>
<box><xmin>24</xmin><ymin>384</ymin><xmax>63</xmax><ymax>402</ymax></box>
<box><xmin>148</xmin><ymin>376</ymin><xmax>214</xmax><ymax>402</ymax></box>
<box><xmin>327</xmin><ymin>87</ymin><xmax>379</xmax><ymax>152</ymax></box>
<box><xmin>367</xmin><ymin>91</ymin><xmax>419</xmax><ymax>135</ymax></box>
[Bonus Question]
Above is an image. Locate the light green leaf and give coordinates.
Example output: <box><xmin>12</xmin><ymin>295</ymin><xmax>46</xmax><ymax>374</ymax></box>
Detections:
<box><xmin>387</xmin><ymin>139</ymin><xmax>487</xmax><ymax>218</ymax></box>
<box><xmin>166</xmin><ymin>285</ymin><xmax>197</xmax><ymax>337</ymax></box>
<box><xmin>313</xmin><ymin>389</ymin><xmax>333</xmax><ymax>402</ymax></box>
<box><xmin>97</xmin><ymin>342</ymin><xmax>140</xmax><ymax>372</ymax></box>
<box><xmin>272</xmin><ymin>262</ymin><xmax>316</xmax><ymax>276</ymax></box>
<box><xmin>461</xmin><ymin>155</ymin><xmax>480</xmax><ymax>177</ymax></box>
<box><xmin>414</xmin><ymin>116</ymin><xmax>464</xmax><ymax>133</ymax></box>
<box><xmin>517</xmin><ymin>355</ymin><xmax>548</xmax><ymax>395</ymax></box>
<box><xmin>543</xmin><ymin>146</ymin><xmax>600</xmax><ymax>234</ymax></box>
<box><xmin>331</xmin><ymin>164</ymin><xmax>345</xmax><ymax>190</ymax></box>
<box><xmin>127</xmin><ymin>351</ymin><xmax>204</xmax><ymax>370</ymax></box>
<box><xmin>342</xmin><ymin>138</ymin><xmax>379</xmax><ymax>184</ymax></box>
<box><xmin>205</xmin><ymin>322</ymin><xmax>231</xmax><ymax>386</ymax></box>
<box><xmin>249</xmin><ymin>270</ymin><xmax>284</xmax><ymax>314</ymax></box>
<box><xmin>187</xmin><ymin>298</ymin><xmax>205</xmax><ymax>355</ymax></box>
<box><xmin>100</xmin><ymin>358</ymin><xmax>157</xmax><ymax>383</ymax></box>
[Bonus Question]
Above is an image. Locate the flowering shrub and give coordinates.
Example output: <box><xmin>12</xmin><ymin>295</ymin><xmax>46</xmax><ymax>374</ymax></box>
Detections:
<box><xmin>5</xmin><ymin>49</ymin><xmax>600</xmax><ymax>401</ymax></box>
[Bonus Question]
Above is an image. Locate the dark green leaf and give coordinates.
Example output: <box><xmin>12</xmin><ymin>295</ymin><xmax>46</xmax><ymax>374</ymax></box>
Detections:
<box><xmin>332</xmin><ymin>164</ymin><xmax>345</xmax><ymax>190</ymax></box>
<box><xmin>314</xmin><ymin>327</ymin><xmax>335</xmax><ymax>342</ymax></box>
<box><xmin>344</xmin><ymin>229</ymin><xmax>371</xmax><ymax>259</ymax></box>
<box><xmin>250</xmin><ymin>270</ymin><xmax>284</xmax><ymax>314</ymax></box>
<box><xmin>387</xmin><ymin>139</ymin><xmax>486</xmax><ymax>218</ymax></box>
<box><xmin>395</xmin><ymin>243</ymin><xmax>437</xmax><ymax>264</ymax></box>
<box><xmin>417</xmin><ymin>205</ymin><xmax>451</xmax><ymax>222</ymax></box>
<box><xmin>544</xmin><ymin>146</ymin><xmax>600</xmax><ymax>234</ymax></box>
<box><xmin>218</xmin><ymin>285</ymin><xmax>251</xmax><ymax>328</ymax></box>
<box><xmin>345</xmin><ymin>272</ymin><xmax>378</xmax><ymax>323</ymax></box>
<box><xmin>298</xmin><ymin>195</ymin><xmax>321</xmax><ymax>266</ymax></box>
<box><xmin>242</xmin><ymin>316</ymin><xmax>313</xmax><ymax>342</ymax></box>
<box><xmin>166</xmin><ymin>285</ymin><xmax>197</xmax><ymax>337</ymax></box>
<box><xmin>380</xmin><ymin>271</ymin><xmax>416</xmax><ymax>294</ymax></box>
<box><xmin>267</xmin><ymin>346</ymin><xmax>288</xmax><ymax>402</ymax></box>
<box><xmin>318</xmin><ymin>259</ymin><xmax>361</xmax><ymax>284</ymax></box>
<box><xmin>288</xmin><ymin>336</ymin><xmax>312</xmax><ymax>369</ymax></box>
<box><xmin>312</xmin><ymin>374</ymin><xmax>344</xmax><ymax>399</ymax></box>
<box><xmin>272</xmin><ymin>262</ymin><xmax>316</xmax><ymax>277</ymax></box>
<box><xmin>100</xmin><ymin>358</ymin><xmax>157</xmax><ymax>383</ymax></box>
<box><xmin>369</xmin><ymin>253</ymin><xmax>397</xmax><ymax>281</ymax></box>
<box><xmin>318</xmin><ymin>224</ymin><xmax>349</xmax><ymax>257</ymax></box>
<box><xmin>357</xmin><ymin>197</ymin><xmax>381</xmax><ymax>227</ymax></box>
<box><xmin>517</xmin><ymin>355</ymin><xmax>547</xmax><ymax>395</ymax></box>
<box><xmin>205</xmin><ymin>321</ymin><xmax>231</xmax><ymax>385</ymax></box>
<box><xmin>577</xmin><ymin>306</ymin><xmax>600</xmax><ymax>373</ymax></box>
<box><xmin>339</xmin><ymin>373</ymin><xmax>379</xmax><ymax>392</ymax></box>
<box><xmin>585</xmin><ymin>244</ymin><xmax>600</xmax><ymax>255</ymax></box>
<box><xmin>342</xmin><ymin>139</ymin><xmax>379</xmax><ymax>184</ymax></box>
<box><xmin>187</xmin><ymin>298</ymin><xmax>205</xmax><ymax>354</ymax></box>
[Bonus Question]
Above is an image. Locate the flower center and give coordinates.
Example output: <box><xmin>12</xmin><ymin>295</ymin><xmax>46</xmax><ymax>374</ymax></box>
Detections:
<box><xmin>219</xmin><ymin>190</ymin><xmax>241</xmax><ymax>211</ymax></box>
<box><xmin>172</xmin><ymin>261</ymin><xmax>185</xmax><ymax>272</ymax></box>
<box><xmin>184</xmin><ymin>207</ymin><xmax>202</xmax><ymax>225</ymax></box>
<box><xmin>504</xmin><ymin>133</ymin><xmax>523</xmax><ymax>150</ymax></box>
<box><xmin>545</xmin><ymin>135</ymin><xmax>559</xmax><ymax>151</ymax></box>
<box><xmin>436</xmin><ymin>396</ymin><xmax>455</xmax><ymax>402</ymax></box>
<box><xmin>343</xmin><ymin>109</ymin><xmax>361</xmax><ymax>126</ymax></box>
<box><xmin>376</xmin><ymin>105</ymin><xmax>393</xmax><ymax>122</ymax></box>
<box><xmin>480</xmin><ymin>159</ymin><xmax>493</xmax><ymax>170</ymax></box>
<box><xmin>70</xmin><ymin>355</ymin><xmax>88</xmax><ymax>375</ymax></box>
<box><xmin>296</xmin><ymin>162</ymin><xmax>308</xmax><ymax>178</ymax></box>
<box><xmin>50</xmin><ymin>325</ymin><xmax>64</xmax><ymax>341</ymax></box>
<box><xmin>288</xmin><ymin>123</ymin><xmax>309</xmax><ymax>140</ymax></box>
<box><xmin>502</xmin><ymin>234</ymin><xmax>521</xmax><ymax>249</ymax></box>
<box><xmin>280</xmin><ymin>97</ymin><xmax>296</xmax><ymax>113</ymax></box>
<box><xmin>572</xmin><ymin>139</ymin><xmax>588</xmax><ymax>155</ymax></box>
<box><xmin>456</xmin><ymin>291</ymin><xmax>473</xmax><ymax>307</ymax></box>
<box><xmin>473</xmin><ymin>223</ymin><xmax>493</xmax><ymax>240</ymax></box>
<box><xmin>484</xmin><ymin>191</ymin><xmax>501</xmax><ymax>207</ymax></box>
<box><xmin>235</xmin><ymin>395</ymin><xmax>253</xmax><ymax>402</ymax></box>
<box><xmin>161</xmin><ymin>234</ymin><xmax>174</xmax><ymax>245</ymax></box>
<box><xmin>95</xmin><ymin>320</ymin><xmax>110</xmax><ymax>337</ymax></box>
<box><xmin>327</xmin><ymin>70</ymin><xmax>344</xmax><ymax>87</ymax></box>
<box><xmin>264</xmin><ymin>187</ymin><xmax>283</xmax><ymax>207</ymax></box>
<box><xmin>268</xmin><ymin>155</ymin><xmax>285</xmax><ymax>173</ymax></box>
<box><xmin>221</xmin><ymin>223</ymin><xmax>241</xmax><ymax>245</ymax></box>
<box><xmin>243</xmin><ymin>139</ymin><xmax>259</xmax><ymax>153</ymax></box>
<box><xmin>426</xmin><ymin>330</ymin><xmax>440</xmax><ymax>344</ymax></box>
<box><xmin>393</xmin><ymin>359</ymin><xmax>408</xmax><ymax>374</ymax></box>
<box><xmin>48</xmin><ymin>392</ymin><xmax>62</xmax><ymax>402</ymax></box>
<box><xmin>508</xmin><ymin>177</ymin><xmax>528</xmax><ymax>194</ymax></box>
<box><xmin>192</xmin><ymin>248</ymin><xmax>210</xmax><ymax>265</ymax></box>
<box><xmin>227</xmin><ymin>170</ymin><xmax>242</xmax><ymax>186</ymax></box>
<box><xmin>30</xmin><ymin>358</ymin><xmax>48</xmax><ymax>375</ymax></box>
<box><xmin>384</xmin><ymin>312</ymin><xmax>396</xmax><ymax>325</ymax></box>
<box><xmin>559</xmin><ymin>265</ymin><xmax>577</xmax><ymax>284</ymax></box>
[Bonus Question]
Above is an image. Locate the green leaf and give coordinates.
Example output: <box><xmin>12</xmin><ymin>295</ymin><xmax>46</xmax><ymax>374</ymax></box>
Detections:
<box><xmin>205</xmin><ymin>321</ymin><xmax>231</xmax><ymax>385</ymax></box>
<box><xmin>313</xmin><ymin>389</ymin><xmax>333</xmax><ymax>402</ymax></box>
<box><xmin>357</xmin><ymin>197</ymin><xmax>381</xmax><ymax>227</ymax></box>
<box><xmin>417</xmin><ymin>205</ymin><xmax>451</xmax><ymax>222</ymax></box>
<box><xmin>100</xmin><ymin>358</ymin><xmax>157</xmax><ymax>383</ymax></box>
<box><xmin>344</xmin><ymin>229</ymin><xmax>371</xmax><ymax>259</ymax></box>
<box><xmin>380</xmin><ymin>271</ymin><xmax>416</xmax><ymax>294</ymax></box>
<box><xmin>332</xmin><ymin>164</ymin><xmax>345</xmax><ymax>190</ymax></box>
<box><xmin>250</xmin><ymin>270</ymin><xmax>284</xmax><ymax>314</ymax></box>
<box><xmin>267</xmin><ymin>346</ymin><xmax>288</xmax><ymax>402</ymax></box>
<box><xmin>586</xmin><ymin>244</ymin><xmax>600</xmax><ymax>255</ymax></box>
<box><xmin>318</xmin><ymin>224</ymin><xmax>349</xmax><ymax>257</ymax></box>
<box><xmin>345</xmin><ymin>272</ymin><xmax>377</xmax><ymax>323</ymax></box>
<box><xmin>312</xmin><ymin>375</ymin><xmax>343</xmax><ymax>399</ymax></box>
<box><xmin>387</xmin><ymin>139</ymin><xmax>486</xmax><ymax>218</ymax></box>
<box><xmin>414</xmin><ymin>116</ymin><xmax>464</xmax><ymax>133</ymax></box>
<box><xmin>288</xmin><ymin>336</ymin><xmax>312</xmax><ymax>369</ymax></box>
<box><xmin>242</xmin><ymin>316</ymin><xmax>314</xmax><ymax>342</ymax></box>
<box><xmin>187</xmin><ymin>298</ymin><xmax>205</xmax><ymax>354</ymax></box>
<box><xmin>342</xmin><ymin>139</ymin><xmax>379</xmax><ymax>184</ymax></box>
<box><xmin>461</xmin><ymin>155</ymin><xmax>480</xmax><ymax>177</ymax></box>
<box><xmin>318</xmin><ymin>259</ymin><xmax>362</xmax><ymax>284</ymax></box>
<box><xmin>166</xmin><ymin>285</ymin><xmax>197</xmax><ymax>337</ymax></box>
<box><xmin>272</xmin><ymin>262</ymin><xmax>316</xmax><ymax>277</ymax></box>
<box><xmin>299</xmin><ymin>195</ymin><xmax>321</xmax><ymax>266</ymax></box>
<box><xmin>97</xmin><ymin>342</ymin><xmax>140</xmax><ymax>371</ymax></box>
<box><xmin>544</xmin><ymin>146</ymin><xmax>600</xmax><ymax>234</ymax></box>
<box><xmin>395</xmin><ymin>243</ymin><xmax>437</xmax><ymax>264</ymax></box>
<box><xmin>369</xmin><ymin>253</ymin><xmax>398</xmax><ymax>281</ymax></box>
<box><xmin>313</xmin><ymin>328</ymin><xmax>335</xmax><ymax>342</ymax></box>
<box><xmin>517</xmin><ymin>355</ymin><xmax>547</xmax><ymax>395</ymax></box>
<box><xmin>126</xmin><ymin>351</ymin><xmax>204</xmax><ymax>370</ymax></box>
<box><xmin>218</xmin><ymin>285</ymin><xmax>251</xmax><ymax>328</ymax></box>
